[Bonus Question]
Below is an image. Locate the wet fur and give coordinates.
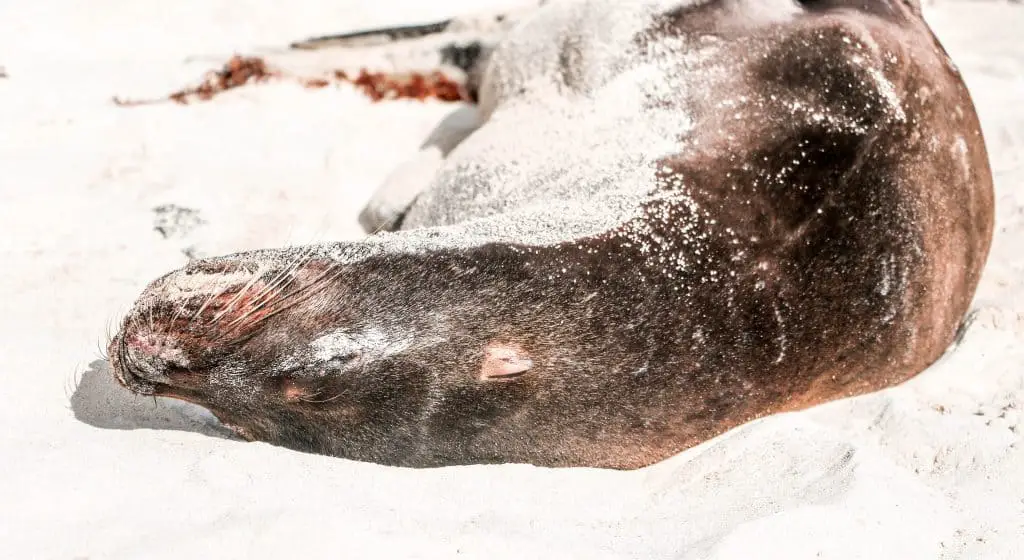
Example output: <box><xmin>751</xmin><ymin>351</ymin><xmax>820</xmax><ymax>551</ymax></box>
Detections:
<box><xmin>109</xmin><ymin>0</ymin><xmax>993</xmax><ymax>469</ymax></box>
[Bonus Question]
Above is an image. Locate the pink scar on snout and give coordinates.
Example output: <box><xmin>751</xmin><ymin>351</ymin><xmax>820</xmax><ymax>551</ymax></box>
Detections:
<box><xmin>479</xmin><ymin>342</ymin><xmax>533</xmax><ymax>381</ymax></box>
<box><xmin>123</xmin><ymin>331</ymin><xmax>192</xmax><ymax>369</ymax></box>
<box><xmin>125</xmin><ymin>333</ymin><xmax>161</xmax><ymax>355</ymax></box>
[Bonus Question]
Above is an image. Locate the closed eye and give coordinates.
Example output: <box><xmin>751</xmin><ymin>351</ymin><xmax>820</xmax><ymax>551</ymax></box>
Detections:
<box><xmin>277</xmin><ymin>364</ymin><xmax>308</xmax><ymax>377</ymax></box>
<box><xmin>277</xmin><ymin>351</ymin><xmax>362</xmax><ymax>378</ymax></box>
<box><xmin>326</xmin><ymin>352</ymin><xmax>361</xmax><ymax>370</ymax></box>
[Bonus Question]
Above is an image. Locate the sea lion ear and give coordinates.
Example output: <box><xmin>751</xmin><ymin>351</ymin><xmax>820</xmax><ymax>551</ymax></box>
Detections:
<box><xmin>479</xmin><ymin>342</ymin><xmax>533</xmax><ymax>381</ymax></box>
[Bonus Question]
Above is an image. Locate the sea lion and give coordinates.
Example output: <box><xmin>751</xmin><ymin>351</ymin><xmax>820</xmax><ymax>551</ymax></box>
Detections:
<box><xmin>108</xmin><ymin>0</ymin><xmax>994</xmax><ymax>469</ymax></box>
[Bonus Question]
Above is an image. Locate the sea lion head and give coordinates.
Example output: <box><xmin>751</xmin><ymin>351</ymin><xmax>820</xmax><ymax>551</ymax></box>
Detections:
<box><xmin>108</xmin><ymin>248</ymin><xmax>544</xmax><ymax>465</ymax></box>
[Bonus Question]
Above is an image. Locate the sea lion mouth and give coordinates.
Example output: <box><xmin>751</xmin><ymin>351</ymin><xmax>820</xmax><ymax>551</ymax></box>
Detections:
<box><xmin>109</xmin><ymin>333</ymin><xmax>198</xmax><ymax>403</ymax></box>
<box><xmin>112</xmin><ymin>356</ymin><xmax>211</xmax><ymax>407</ymax></box>
<box><xmin>109</xmin><ymin>336</ymin><xmax>158</xmax><ymax>396</ymax></box>
<box><xmin>112</xmin><ymin>364</ymin><xmax>160</xmax><ymax>396</ymax></box>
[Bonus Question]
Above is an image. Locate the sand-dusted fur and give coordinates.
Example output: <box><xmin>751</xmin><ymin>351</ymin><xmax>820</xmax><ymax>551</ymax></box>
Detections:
<box><xmin>109</xmin><ymin>0</ymin><xmax>993</xmax><ymax>469</ymax></box>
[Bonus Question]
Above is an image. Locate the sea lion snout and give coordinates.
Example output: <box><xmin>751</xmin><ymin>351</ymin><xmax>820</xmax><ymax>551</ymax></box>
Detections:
<box><xmin>109</xmin><ymin>250</ymin><xmax>366</xmax><ymax>398</ymax></box>
<box><xmin>120</xmin><ymin>330</ymin><xmax>180</xmax><ymax>383</ymax></box>
<box><xmin>107</xmin><ymin>313</ymin><xmax>203</xmax><ymax>397</ymax></box>
<box><xmin>108</xmin><ymin>258</ymin><xmax>285</xmax><ymax>390</ymax></box>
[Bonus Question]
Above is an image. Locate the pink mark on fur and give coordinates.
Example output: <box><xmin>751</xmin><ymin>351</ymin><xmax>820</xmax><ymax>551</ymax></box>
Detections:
<box><xmin>282</xmin><ymin>378</ymin><xmax>308</xmax><ymax>402</ymax></box>
<box><xmin>125</xmin><ymin>332</ymin><xmax>161</xmax><ymax>355</ymax></box>
<box><xmin>124</xmin><ymin>330</ymin><xmax>191</xmax><ymax>369</ymax></box>
<box><xmin>480</xmin><ymin>342</ymin><xmax>533</xmax><ymax>381</ymax></box>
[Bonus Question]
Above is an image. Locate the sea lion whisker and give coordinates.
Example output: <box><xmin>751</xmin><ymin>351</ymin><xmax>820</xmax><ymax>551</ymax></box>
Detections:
<box><xmin>222</xmin><ymin>299</ymin><xmax>273</xmax><ymax>330</ymax></box>
<box><xmin>247</xmin><ymin>266</ymin><xmax>296</xmax><ymax>307</ymax></box>
<box><xmin>126</xmin><ymin>312</ymin><xmax>152</xmax><ymax>345</ymax></box>
<box><xmin>245</xmin><ymin>259</ymin><xmax>306</xmax><ymax>311</ymax></box>
<box><xmin>64</xmin><ymin>366</ymin><xmax>83</xmax><ymax>403</ymax></box>
<box><xmin>211</xmin><ymin>262</ymin><xmax>342</xmax><ymax>339</ymax></box>
<box><xmin>212</xmin><ymin>266</ymin><xmax>270</xmax><ymax>322</ymax></box>
<box><xmin>268</xmin><ymin>247</ymin><xmax>310</xmax><ymax>286</ymax></box>
<box><xmin>298</xmin><ymin>392</ymin><xmax>348</xmax><ymax>404</ymax></box>
<box><xmin>103</xmin><ymin>315</ymin><xmax>118</xmax><ymax>350</ymax></box>
<box><xmin>249</xmin><ymin>261</ymin><xmax>342</xmax><ymax>315</ymax></box>
<box><xmin>214</xmin><ymin>329</ymin><xmax>262</xmax><ymax>352</ymax></box>
<box><xmin>227</xmin><ymin>265</ymin><xmax>347</xmax><ymax>332</ymax></box>
<box><xmin>222</xmin><ymin>282</ymin><xmax>294</xmax><ymax>329</ymax></box>
<box><xmin>168</xmin><ymin>299</ymin><xmax>192</xmax><ymax>327</ymax></box>
<box><xmin>248</xmin><ymin>246</ymin><xmax>314</xmax><ymax>307</ymax></box>
<box><xmin>191</xmin><ymin>281</ymin><xmax>236</xmax><ymax>322</ymax></box>
<box><xmin>95</xmin><ymin>338</ymin><xmax>109</xmax><ymax>362</ymax></box>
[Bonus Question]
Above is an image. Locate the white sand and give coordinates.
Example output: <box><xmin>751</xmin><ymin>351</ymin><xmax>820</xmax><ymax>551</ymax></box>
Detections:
<box><xmin>1</xmin><ymin>1</ymin><xmax>1022</xmax><ymax>558</ymax></box>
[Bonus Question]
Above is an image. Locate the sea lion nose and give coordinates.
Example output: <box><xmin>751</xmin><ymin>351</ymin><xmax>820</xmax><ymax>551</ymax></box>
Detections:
<box><xmin>116</xmin><ymin>329</ymin><xmax>182</xmax><ymax>384</ymax></box>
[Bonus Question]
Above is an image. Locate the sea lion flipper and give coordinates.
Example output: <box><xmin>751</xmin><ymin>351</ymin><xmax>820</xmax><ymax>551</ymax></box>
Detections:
<box><xmin>238</xmin><ymin>10</ymin><xmax>513</xmax><ymax>82</ymax></box>
<box><xmin>359</xmin><ymin>105</ymin><xmax>483</xmax><ymax>234</ymax></box>
<box><xmin>278</xmin><ymin>4</ymin><xmax>544</xmax><ymax>99</ymax></box>
<box><xmin>289</xmin><ymin>20</ymin><xmax>457</xmax><ymax>51</ymax></box>
<box><xmin>359</xmin><ymin>146</ymin><xmax>445</xmax><ymax>234</ymax></box>
<box><xmin>288</xmin><ymin>3</ymin><xmax>543</xmax><ymax>50</ymax></box>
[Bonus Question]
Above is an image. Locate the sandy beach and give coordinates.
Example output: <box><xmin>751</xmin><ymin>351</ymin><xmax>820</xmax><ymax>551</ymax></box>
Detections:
<box><xmin>0</xmin><ymin>1</ymin><xmax>1021</xmax><ymax>558</ymax></box>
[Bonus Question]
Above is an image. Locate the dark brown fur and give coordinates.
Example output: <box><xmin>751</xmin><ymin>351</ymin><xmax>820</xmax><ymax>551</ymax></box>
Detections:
<box><xmin>109</xmin><ymin>0</ymin><xmax>993</xmax><ymax>469</ymax></box>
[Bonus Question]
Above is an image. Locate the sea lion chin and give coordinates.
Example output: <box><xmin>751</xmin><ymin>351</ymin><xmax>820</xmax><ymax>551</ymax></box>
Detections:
<box><xmin>108</xmin><ymin>0</ymin><xmax>994</xmax><ymax>469</ymax></box>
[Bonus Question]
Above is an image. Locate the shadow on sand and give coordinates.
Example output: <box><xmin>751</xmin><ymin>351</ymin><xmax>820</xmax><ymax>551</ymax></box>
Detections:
<box><xmin>70</xmin><ymin>359</ymin><xmax>237</xmax><ymax>440</ymax></box>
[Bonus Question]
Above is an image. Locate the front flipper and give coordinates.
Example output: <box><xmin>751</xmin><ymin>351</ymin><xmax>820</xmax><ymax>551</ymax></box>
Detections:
<box><xmin>270</xmin><ymin>4</ymin><xmax>544</xmax><ymax>232</ymax></box>
<box><xmin>290</xmin><ymin>20</ymin><xmax>456</xmax><ymax>50</ymax></box>
<box><xmin>273</xmin><ymin>5</ymin><xmax>541</xmax><ymax>98</ymax></box>
<box><xmin>359</xmin><ymin>104</ymin><xmax>482</xmax><ymax>233</ymax></box>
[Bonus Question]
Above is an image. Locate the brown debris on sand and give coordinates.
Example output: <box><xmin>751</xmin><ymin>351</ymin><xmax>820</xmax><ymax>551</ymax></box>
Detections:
<box><xmin>114</xmin><ymin>55</ymin><xmax>471</xmax><ymax>107</ymax></box>
<box><xmin>339</xmin><ymin>69</ymin><xmax>469</xmax><ymax>102</ymax></box>
<box><xmin>114</xmin><ymin>55</ymin><xmax>275</xmax><ymax>107</ymax></box>
<box><xmin>171</xmin><ymin>55</ymin><xmax>276</xmax><ymax>104</ymax></box>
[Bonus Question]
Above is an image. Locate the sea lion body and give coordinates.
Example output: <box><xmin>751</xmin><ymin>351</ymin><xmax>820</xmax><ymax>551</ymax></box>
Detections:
<box><xmin>109</xmin><ymin>0</ymin><xmax>993</xmax><ymax>469</ymax></box>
